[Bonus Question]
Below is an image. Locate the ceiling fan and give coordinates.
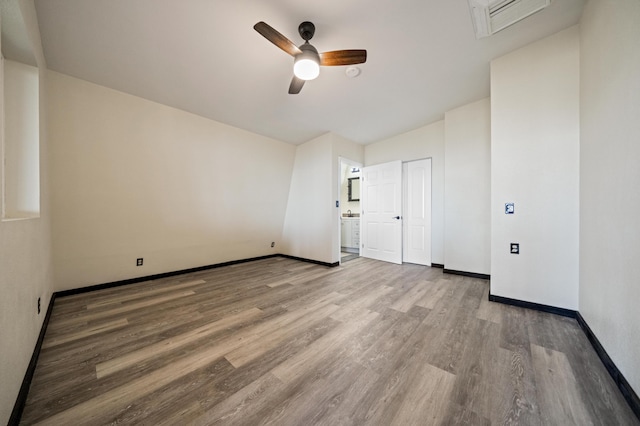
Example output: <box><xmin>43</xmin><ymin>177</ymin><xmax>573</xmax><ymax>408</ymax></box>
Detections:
<box><xmin>254</xmin><ymin>21</ymin><xmax>367</xmax><ymax>94</ymax></box>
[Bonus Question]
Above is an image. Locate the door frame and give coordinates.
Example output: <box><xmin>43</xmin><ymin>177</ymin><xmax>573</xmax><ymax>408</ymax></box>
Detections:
<box><xmin>337</xmin><ymin>157</ymin><xmax>363</xmax><ymax>265</ymax></box>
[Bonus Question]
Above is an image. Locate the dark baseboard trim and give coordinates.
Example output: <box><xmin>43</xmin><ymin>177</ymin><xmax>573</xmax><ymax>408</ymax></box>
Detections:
<box><xmin>488</xmin><ymin>293</ymin><xmax>577</xmax><ymax>318</ymax></box>
<box><xmin>9</xmin><ymin>293</ymin><xmax>56</xmax><ymax>426</ymax></box>
<box><xmin>56</xmin><ymin>254</ymin><xmax>281</xmax><ymax>298</ymax></box>
<box><xmin>278</xmin><ymin>254</ymin><xmax>339</xmax><ymax>268</ymax></box>
<box><xmin>443</xmin><ymin>268</ymin><xmax>490</xmax><ymax>280</ymax></box>
<box><xmin>576</xmin><ymin>313</ymin><xmax>640</xmax><ymax>421</ymax></box>
<box><xmin>56</xmin><ymin>254</ymin><xmax>337</xmax><ymax>299</ymax></box>
<box><xmin>431</xmin><ymin>263</ymin><xmax>444</xmax><ymax>269</ymax></box>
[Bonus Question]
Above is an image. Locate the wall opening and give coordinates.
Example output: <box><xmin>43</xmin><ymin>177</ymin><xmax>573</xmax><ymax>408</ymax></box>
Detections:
<box><xmin>1</xmin><ymin>56</ymin><xmax>40</xmax><ymax>219</ymax></box>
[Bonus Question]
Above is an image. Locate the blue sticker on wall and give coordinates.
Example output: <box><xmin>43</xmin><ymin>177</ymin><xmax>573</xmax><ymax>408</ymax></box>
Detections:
<box><xmin>505</xmin><ymin>203</ymin><xmax>514</xmax><ymax>214</ymax></box>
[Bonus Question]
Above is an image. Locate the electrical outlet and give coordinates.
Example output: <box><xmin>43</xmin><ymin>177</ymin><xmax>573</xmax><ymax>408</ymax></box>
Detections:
<box><xmin>271</xmin><ymin>242</ymin><xmax>275</xmax><ymax>248</ymax></box>
<box><xmin>136</xmin><ymin>258</ymin><xmax>143</xmax><ymax>266</ymax></box>
<box><xmin>510</xmin><ymin>243</ymin><xmax>519</xmax><ymax>254</ymax></box>
<box><xmin>37</xmin><ymin>297</ymin><xmax>41</xmax><ymax>314</ymax></box>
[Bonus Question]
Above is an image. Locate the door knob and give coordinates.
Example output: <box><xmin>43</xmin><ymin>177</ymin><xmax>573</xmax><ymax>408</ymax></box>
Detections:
<box><xmin>393</xmin><ymin>216</ymin><xmax>401</xmax><ymax>220</ymax></box>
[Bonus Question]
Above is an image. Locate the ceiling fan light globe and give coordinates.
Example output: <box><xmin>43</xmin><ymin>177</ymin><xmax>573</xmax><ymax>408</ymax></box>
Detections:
<box><xmin>294</xmin><ymin>58</ymin><xmax>320</xmax><ymax>80</ymax></box>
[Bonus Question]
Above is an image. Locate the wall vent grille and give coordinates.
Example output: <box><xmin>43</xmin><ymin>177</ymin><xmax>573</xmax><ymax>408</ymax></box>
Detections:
<box><xmin>468</xmin><ymin>0</ymin><xmax>552</xmax><ymax>39</ymax></box>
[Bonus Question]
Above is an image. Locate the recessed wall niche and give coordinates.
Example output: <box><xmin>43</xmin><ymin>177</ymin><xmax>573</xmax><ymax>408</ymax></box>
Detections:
<box><xmin>1</xmin><ymin>0</ymin><xmax>40</xmax><ymax>219</ymax></box>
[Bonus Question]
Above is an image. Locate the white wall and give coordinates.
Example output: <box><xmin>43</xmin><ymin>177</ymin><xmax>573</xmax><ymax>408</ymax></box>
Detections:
<box><xmin>0</xmin><ymin>1</ymin><xmax>53</xmax><ymax>423</ymax></box>
<box><xmin>364</xmin><ymin>120</ymin><xmax>445</xmax><ymax>264</ymax></box>
<box><xmin>444</xmin><ymin>98</ymin><xmax>491</xmax><ymax>275</ymax></box>
<box><xmin>491</xmin><ymin>26</ymin><xmax>580</xmax><ymax>309</ymax></box>
<box><xmin>281</xmin><ymin>133</ymin><xmax>333</xmax><ymax>263</ymax></box>
<box><xmin>579</xmin><ymin>0</ymin><xmax>640</xmax><ymax>395</ymax></box>
<box><xmin>47</xmin><ymin>71</ymin><xmax>295</xmax><ymax>291</ymax></box>
<box><xmin>281</xmin><ymin>132</ymin><xmax>363</xmax><ymax>264</ymax></box>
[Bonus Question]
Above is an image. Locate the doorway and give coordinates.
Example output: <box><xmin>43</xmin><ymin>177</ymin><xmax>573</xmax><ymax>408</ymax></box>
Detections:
<box><xmin>359</xmin><ymin>159</ymin><xmax>432</xmax><ymax>266</ymax></box>
<box><xmin>339</xmin><ymin>158</ymin><xmax>362</xmax><ymax>263</ymax></box>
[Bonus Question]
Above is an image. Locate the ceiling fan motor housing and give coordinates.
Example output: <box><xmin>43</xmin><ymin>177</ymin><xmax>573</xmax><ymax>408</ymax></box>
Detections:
<box><xmin>298</xmin><ymin>21</ymin><xmax>316</xmax><ymax>41</ymax></box>
<box><xmin>298</xmin><ymin>42</ymin><xmax>319</xmax><ymax>58</ymax></box>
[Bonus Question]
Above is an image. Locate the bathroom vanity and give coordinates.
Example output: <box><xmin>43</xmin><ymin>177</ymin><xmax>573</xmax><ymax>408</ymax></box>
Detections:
<box><xmin>341</xmin><ymin>216</ymin><xmax>360</xmax><ymax>252</ymax></box>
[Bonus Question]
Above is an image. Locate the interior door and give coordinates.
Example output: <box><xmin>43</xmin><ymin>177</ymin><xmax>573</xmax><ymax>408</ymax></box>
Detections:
<box><xmin>360</xmin><ymin>160</ymin><xmax>402</xmax><ymax>264</ymax></box>
<box><xmin>403</xmin><ymin>159</ymin><xmax>432</xmax><ymax>266</ymax></box>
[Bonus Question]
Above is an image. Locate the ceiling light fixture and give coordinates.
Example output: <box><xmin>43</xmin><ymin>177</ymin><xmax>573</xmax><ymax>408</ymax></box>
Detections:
<box><xmin>293</xmin><ymin>43</ymin><xmax>320</xmax><ymax>80</ymax></box>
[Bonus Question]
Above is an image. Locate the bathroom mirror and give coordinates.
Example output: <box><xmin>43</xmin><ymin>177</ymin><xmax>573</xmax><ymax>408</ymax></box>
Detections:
<box><xmin>348</xmin><ymin>177</ymin><xmax>360</xmax><ymax>202</ymax></box>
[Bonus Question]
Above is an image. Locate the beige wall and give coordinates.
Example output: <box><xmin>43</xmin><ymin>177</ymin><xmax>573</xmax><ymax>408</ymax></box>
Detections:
<box><xmin>491</xmin><ymin>26</ymin><xmax>580</xmax><ymax>309</ymax></box>
<box><xmin>47</xmin><ymin>71</ymin><xmax>295</xmax><ymax>291</ymax></box>
<box><xmin>0</xmin><ymin>1</ymin><xmax>53</xmax><ymax>423</ymax></box>
<box><xmin>281</xmin><ymin>133</ymin><xmax>334</xmax><ymax>263</ymax></box>
<box><xmin>0</xmin><ymin>97</ymin><xmax>52</xmax><ymax>422</ymax></box>
<box><xmin>444</xmin><ymin>98</ymin><xmax>491</xmax><ymax>275</ymax></box>
<box><xmin>281</xmin><ymin>132</ymin><xmax>363</xmax><ymax>264</ymax></box>
<box><xmin>579</xmin><ymin>0</ymin><xmax>640</xmax><ymax>394</ymax></box>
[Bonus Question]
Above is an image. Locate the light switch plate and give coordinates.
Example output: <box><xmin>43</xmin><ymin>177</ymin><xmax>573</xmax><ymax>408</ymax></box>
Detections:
<box><xmin>505</xmin><ymin>203</ymin><xmax>515</xmax><ymax>214</ymax></box>
<box><xmin>510</xmin><ymin>243</ymin><xmax>519</xmax><ymax>254</ymax></box>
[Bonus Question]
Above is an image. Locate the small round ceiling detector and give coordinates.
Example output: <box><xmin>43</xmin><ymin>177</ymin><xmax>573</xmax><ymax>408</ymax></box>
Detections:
<box><xmin>345</xmin><ymin>66</ymin><xmax>361</xmax><ymax>78</ymax></box>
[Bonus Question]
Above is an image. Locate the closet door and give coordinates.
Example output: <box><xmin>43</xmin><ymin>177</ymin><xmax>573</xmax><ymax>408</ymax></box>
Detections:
<box><xmin>403</xmin><ymin>159</ymin><xmax>432</xmax><ymax>266</ymax></box>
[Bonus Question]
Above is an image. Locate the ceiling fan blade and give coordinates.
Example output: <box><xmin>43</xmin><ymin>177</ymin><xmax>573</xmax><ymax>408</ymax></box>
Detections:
<box><xmin>254</xmin><ymin>22</ymin><xmax>302</xmax><ymax>57</ymax></box>
<box><xmin>288</xmin><ymin>76</ymin><xmax>305</xmax><ymax>94</ymax></box>
<box><xmin>320</xmin><ymin>50</ymin><xmax>367</xmax><ymax>66</ymax></box>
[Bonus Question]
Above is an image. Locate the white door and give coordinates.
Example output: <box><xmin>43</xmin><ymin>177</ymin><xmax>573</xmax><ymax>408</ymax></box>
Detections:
<box><xmin>361</xmin><ymin>161</ymin><xmax>403</xmax><ymax>264</ymax></box>
<box><xmin>403</xmin><ymin>159</ymin><xmax>432</xmax><ymax>266</ymax></box>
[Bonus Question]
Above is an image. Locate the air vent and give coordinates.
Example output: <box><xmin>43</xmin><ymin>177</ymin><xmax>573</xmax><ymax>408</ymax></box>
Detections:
<box><xmin>468</xmin><ymin>0</ymin><xmax>552</xmax><ymax>39</ymax></box>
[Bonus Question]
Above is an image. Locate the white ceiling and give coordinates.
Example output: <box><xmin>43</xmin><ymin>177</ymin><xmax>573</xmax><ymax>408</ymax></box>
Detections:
<box><xmin>32</xmin><ymin>0</ymin><xmax>585</xmax><ymax>145</ymax></box>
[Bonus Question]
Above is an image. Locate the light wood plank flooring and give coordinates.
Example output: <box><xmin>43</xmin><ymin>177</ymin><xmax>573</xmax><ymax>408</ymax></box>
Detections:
<box><xmin>21</xmin><ymin>257</ymin><xmax>639</xmax><ymax>425</ymax></box>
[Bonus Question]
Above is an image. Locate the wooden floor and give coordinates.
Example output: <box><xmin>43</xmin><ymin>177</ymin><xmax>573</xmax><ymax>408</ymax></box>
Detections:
<box><xmin>21</xmin><ymin>257</ymin><xmax>638</xmax><ymax>425</ymax></box>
